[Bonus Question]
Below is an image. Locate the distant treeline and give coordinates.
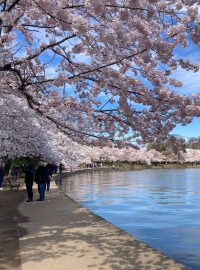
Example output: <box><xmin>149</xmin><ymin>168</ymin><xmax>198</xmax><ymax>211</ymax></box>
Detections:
<box><xmin>148</xmin><ymin>136</ymin><xmax>200</xmax><ymax>154</ymax></box>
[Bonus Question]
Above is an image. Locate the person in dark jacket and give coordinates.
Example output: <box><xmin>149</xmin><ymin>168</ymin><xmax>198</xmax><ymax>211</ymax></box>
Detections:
<box><xmin>45</xmin><ymin>164</ymin><xmax>52</xmax><ymax>191</ymax></box>
<box><xmin>11</xmin><ymin>165</ymin><xmax>20</xmax><ymax>181</ymax></box>
<box><xmin>0</xmin><ymin>163</ymin><xmax>4</xmax><ymax>190</ymax></box>
<box><xmin>23</xmin><ymin>165</ymin><xmax>34</xmax><ymax>202</ymax></box>
<box><xmin>34</xmin><ymin>165</ymin><xmax>48</xmax><ymax>201</ymax></box>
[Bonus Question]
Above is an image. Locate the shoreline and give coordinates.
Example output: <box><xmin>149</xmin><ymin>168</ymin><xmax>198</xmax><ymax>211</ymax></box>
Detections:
<box><xmin>59</xmin><ymin>164</ymin><xmax>200</xmax><ymax>180</ymax></box>
<box><xmin>18</xmin><ymin>180</ymin><xmax>188</xmax><ymax>270</ymax></box>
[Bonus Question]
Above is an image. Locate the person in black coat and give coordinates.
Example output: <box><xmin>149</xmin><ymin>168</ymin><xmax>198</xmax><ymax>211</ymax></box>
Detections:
<box><xmin>45</xmin><ymin>164</ymin><xmax>52</xmax><ymax>191</ymax></box>
<box><xmin>23</xmin><ymin>165</ymin><xmax>34</xmax><ymax>202</ymax></box>
<box><xmin>34</xmin><ymin>165</ymin><xmax>48</xmax><ymax>201</ymax></box>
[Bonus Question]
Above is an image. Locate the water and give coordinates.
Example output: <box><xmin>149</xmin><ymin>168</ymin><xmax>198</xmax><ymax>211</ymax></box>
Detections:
<box><xmin>64</xmin><ymin>168</ymin><xmax>200</xmax><ymax>270</ymax></box>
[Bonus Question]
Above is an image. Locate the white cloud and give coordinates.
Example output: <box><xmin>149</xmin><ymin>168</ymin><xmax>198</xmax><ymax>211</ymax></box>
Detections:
<box><xmin>170</xmin><ymin>68</ymin><xmax>200</xmax><ymax>95</ymax></box>
<box><xmin>45</xmin><ymin>66</ymin><xmax>57</xmax><ymax>78</ymax></box>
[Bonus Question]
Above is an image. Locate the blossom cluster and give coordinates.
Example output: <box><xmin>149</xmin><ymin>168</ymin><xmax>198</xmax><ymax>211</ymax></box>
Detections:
<box><xmin>0</xmin><ymin>0</ymin><xmax>200</xmax><ymax>159</ymax></box>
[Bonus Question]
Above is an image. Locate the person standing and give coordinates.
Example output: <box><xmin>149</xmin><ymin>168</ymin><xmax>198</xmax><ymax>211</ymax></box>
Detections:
<box><xmin>11</xmin><ymin>165</ymin><xmax>20</xmax><ymax>181</ymax></box>
<box><xmin>0</xmin><ymin>163</ymin><xmax>4</xmax><ymax>190</ymax></box>
<box><xmin>56</xmin><ymin>163</ymin><xmax>63</xmax><ymax>190</ymax></box>
<box><xmin>34</xmin><ymin>165</ymin><xmax>47</xmax><ymax>201</ymax></box>
<box><xmin>45</xmin><ymin>164</ymin><xmax>52</xmax><ymax>192</ymax></box>
<box><xmin>23</xmin><ymin>165</ymin><xmax>34</xmax><ymax>202</ymax></box>
<box><xmin>54</xmin><ymin>164</ymin><xmax>58</xmax><ymax>174</ymax></box>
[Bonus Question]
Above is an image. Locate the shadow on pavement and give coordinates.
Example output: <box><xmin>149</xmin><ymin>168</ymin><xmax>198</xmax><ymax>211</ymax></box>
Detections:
<box><xmin>19</xmin><ymin>190</ymin><xmax>187</xmax><ymax>270</ymax></box>
<box><xmin>0</xmin><ymin>190</ymin><xmax>28</xmax><ymax>270</ymax></box>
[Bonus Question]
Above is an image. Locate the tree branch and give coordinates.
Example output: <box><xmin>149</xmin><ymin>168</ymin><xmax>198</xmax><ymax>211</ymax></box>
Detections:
<box><xmin>69</xmin><ymin>48</ymin><xmax>148</xmax><ymax>79</ymax></box>
<box><xmin>6</xmin><ymin>0</ymin><xmax>20</xmax><ymax>12</ymax></box>
<box><xmin>14</xmin><ymin>34</ymin><xmax>76</xmax><ymax>66</ymax></box>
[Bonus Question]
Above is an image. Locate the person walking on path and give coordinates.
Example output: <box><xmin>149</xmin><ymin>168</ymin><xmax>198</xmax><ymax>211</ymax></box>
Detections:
<box><xmin>45</xmin><ymin>164</ymin><xmax>52</xmax><ymax>192</ymax></box>
<box><xmin>11</xmin><ymin>165</ymin><xmax>20</xmax><ymax>181</ymax></box>
<box><xmin>53</xmin><ymin>164</ymin><xmax>58</xmax><ymax>174</ymax></box>
<box><xmin>56</xmin><ymin>163</ymin><xmax>63</xmax><ymax>190</ymax></box>
<box><xmin>23</xmin><ymin>165</ymin><xmax>35</xmax><ymax>202</ymax></box>
<box><xmin>0</xmin><ymin>163</ymin><xmax>4</xmax><ymax>190</ymax></box>
<box><xmin>34</xmin><ymin>165</ymin><xmax>47</xmax><ymax>201</ymax></box>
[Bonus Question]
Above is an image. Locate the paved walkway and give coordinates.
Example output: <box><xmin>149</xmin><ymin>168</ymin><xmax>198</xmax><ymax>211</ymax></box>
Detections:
<box><xmin>0</xmin><ymin>179</ymin><xmax>24</xmax><ymax>270</ymax></box>
<box><xmin>18</xmin><ymin>181</ymin><xmax>188</xmax><ymax>270</ymax></box>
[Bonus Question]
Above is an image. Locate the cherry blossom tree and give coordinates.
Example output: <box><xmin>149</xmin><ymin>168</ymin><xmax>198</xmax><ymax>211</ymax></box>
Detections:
<box><xmin>82</xmin><ymin>146</ymin><xmax>167</xmax><ymax>165</ymax></box>
<box><xmin>1</xmin><ymin>0</ymin><xmax>200</xmax><ymax>154</ymax></box>
<box><xmin>183</xmin><ymin>148</ymin><xmax>200</xmax><ymax>163</ymax></box>
<box><xmin>0</xmin><ymin>90</ymin><xmax>86</xmax><ymax>167</ymax></box>
<box><xmin>85</xmin><ymin>146</ymin><xmax>200</xmax><ymax>164</ymax></box>
<box><xmin>186</xmin><ymin>137</ymin><xmax>200</xmax><ymax>149</ymax></box>
<box><xmin>145</xmin><ymin>149</ymin><xmax>166</xmax><ymax>163</ymax></box>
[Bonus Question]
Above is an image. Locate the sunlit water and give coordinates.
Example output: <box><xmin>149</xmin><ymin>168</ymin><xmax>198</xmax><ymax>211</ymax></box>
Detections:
<box><xmin>64</xmin><ymin>168</ymin><xmax>200</xmax><ymax>270</ymax></box>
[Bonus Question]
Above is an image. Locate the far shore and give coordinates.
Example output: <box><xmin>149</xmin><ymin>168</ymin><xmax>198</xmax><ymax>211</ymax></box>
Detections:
<box><xmin>61</xmin><ymin>162</ymin><xmax>200</xmax><ymax>178</ymax></box>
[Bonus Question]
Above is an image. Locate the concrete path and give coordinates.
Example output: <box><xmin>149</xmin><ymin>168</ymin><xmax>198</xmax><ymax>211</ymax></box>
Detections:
<box><xmin>0</xmin><ymin>190</ymin><xmax>23</xmax><ymax>270</ymax></box>
<box><xmin>19</xmin><ymin>181</ymin><xmax>187</xmax><ymax>270</ymax></box>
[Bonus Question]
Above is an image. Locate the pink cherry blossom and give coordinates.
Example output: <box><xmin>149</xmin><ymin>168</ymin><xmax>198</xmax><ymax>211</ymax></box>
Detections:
<box><xmin>1</xmin><ymin>0</ymin><xmax>200</xmax><ymax>161</ymax></box>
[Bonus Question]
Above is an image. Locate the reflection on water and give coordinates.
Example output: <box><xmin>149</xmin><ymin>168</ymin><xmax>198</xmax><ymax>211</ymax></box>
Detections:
<box><xmin>64</xmin><ymin>168</ymin><xmax>200</xmax><ymax>270</ymax></box>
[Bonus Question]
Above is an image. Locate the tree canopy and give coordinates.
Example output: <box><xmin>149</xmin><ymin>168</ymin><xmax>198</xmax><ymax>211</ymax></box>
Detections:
<box><xmin>1</xmin><ymin>0</ymin><xmax>200</xmax><ymax>161</ymax></box>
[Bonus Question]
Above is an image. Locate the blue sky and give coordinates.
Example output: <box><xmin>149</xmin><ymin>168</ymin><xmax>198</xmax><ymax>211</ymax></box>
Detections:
<box><xmin>171</xmin><ymin>117</ymin><xmax>200</xmax><ymax>139</ymax></box>
<box><xmin>169</xmin><ymin>40</ymin><xmax>200</xmax><ymax>139</ymax></box>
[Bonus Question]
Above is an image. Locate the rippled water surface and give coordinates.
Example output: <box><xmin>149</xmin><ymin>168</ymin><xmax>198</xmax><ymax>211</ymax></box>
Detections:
<box><xmin>64</xmin><ymin>168</ymin><xmax>200</xmax><ymax>270</ymax></box>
